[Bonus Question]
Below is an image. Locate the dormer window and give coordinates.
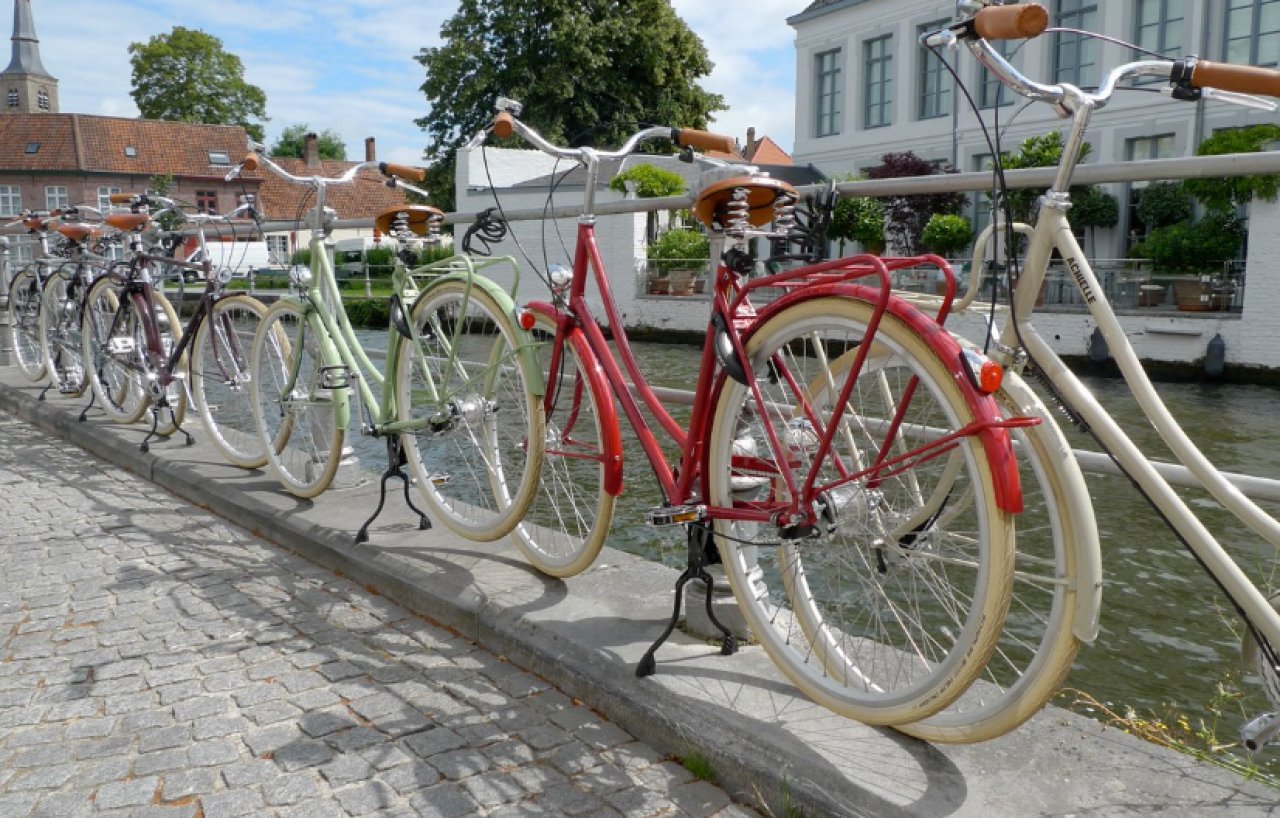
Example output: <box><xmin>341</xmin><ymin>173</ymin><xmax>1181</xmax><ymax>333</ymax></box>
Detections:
<box><xmin>36</xmin><ymin>88</ymin><xmax>48</xmax><ymax>111</ymax></box>
<box><xmin>124</xmin><ymin>146</ymin><xmax>138</xmax><ymax>158</ymax></box>
<box><xmin>6</xmin><ymin>89</ymin><xmax>17</xmax><ymax>107</ymax></box>
<box><xmin>207</xmin><ymin>151</ymin><xmax>230</xmax><ymax>165</ymax></box>
<box><xmin>25</xmin><ymin>143</ymin><xmax>38</xmax><ymax>154</ymax></box>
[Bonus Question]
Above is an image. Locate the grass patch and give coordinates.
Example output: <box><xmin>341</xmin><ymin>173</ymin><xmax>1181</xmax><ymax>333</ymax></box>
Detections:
<box><xmin>678</xmin><ymin>751</ymin><xmax>716</xmax><ymax>783</ymax></box>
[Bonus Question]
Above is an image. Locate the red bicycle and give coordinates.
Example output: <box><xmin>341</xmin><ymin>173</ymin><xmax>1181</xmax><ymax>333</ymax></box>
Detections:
<box><xmin>470</xmin><ymin>102</ymin><xmax>1030</xmax><ymax>725</ymax></box>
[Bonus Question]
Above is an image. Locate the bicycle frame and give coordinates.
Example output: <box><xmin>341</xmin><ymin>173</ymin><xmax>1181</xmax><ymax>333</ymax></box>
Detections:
<box><xmin>529</xmin><ymin>217</ymin><xmax>1028</xmax><ymax>523</ymax></box>
<box><xmin>969</xmin><ymin>75</ymin><xmax>1280</xmax><ymax>653</ymax></box>
<box><xmin>280</xmin><ymin>226</ymin><xmax>538</xmax><ymax>440</ymax></box>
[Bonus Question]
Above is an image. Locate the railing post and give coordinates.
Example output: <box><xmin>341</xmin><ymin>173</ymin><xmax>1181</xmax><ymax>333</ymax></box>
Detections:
<box><xmin>0</xmin><ymin>237</ymin><xmax>11</xmax><ymax>366</ymax></box>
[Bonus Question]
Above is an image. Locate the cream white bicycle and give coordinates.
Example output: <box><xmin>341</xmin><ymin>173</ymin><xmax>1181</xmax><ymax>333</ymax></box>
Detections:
<box><xmin>899</xmin><ymin>2</ymin><xmax>1280</xmax><ymax>748</ymax></box>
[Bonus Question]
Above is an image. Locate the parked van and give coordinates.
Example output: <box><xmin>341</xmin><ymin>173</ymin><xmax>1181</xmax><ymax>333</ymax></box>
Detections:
<box><xmin>170</xmin><ymin>240</ymin><xmax>274</xmax><ymax>283</ymax></box>
<box><xmin>334</xmin><ymin>237</ymin><xmax>379</xmax><ymax>279</ymax></box>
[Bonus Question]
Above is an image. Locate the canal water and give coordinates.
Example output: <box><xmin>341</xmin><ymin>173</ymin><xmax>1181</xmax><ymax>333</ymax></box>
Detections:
<box><xmin>350</xmin><ymin>331</ymin><xmax>1280</xmax><ymax>763</ymax></box>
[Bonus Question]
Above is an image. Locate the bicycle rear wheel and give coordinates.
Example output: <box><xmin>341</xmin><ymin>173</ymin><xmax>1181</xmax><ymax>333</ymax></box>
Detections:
<box><xmin>81</xmin><ymin>276</ymin><xmax>147</xmax><ymax>424</ymax></box>
<box><xmin>144</xmin><ymin>291</ymin><xmax>188</xmax><ymax>439</ymax></box>
<box><xmin>251</xmin><ymin>300</ymin><xmax>344</xmax><ymax>498</ymax></box>
<box><xmin>38</xmin><ymin>270</ymin><xmax>87</xmax><ymax>397</ymax></box>
<box><xmin>8</xmin><ymin>266</ymin><xmax>46</xmax><ymax>382</ymax></box>
<box><xmin>507</xmin><ymin>309</ymin><xmax>617</xmax><ymax>577</ymax></box>
<box><xmin>191</xmin><ymin>294</ymin><xmax>268</xmax><ymax>468</ymax></box>
<box><xmin>897</xmin><ymin>368</ymin><xmax>1091</xmax><ymax>743</ymax></box>
<box><xmin>395</xmin><ymin>279</ymin><xmax>544</xmax><ymax>542</ymax></box>
<box><xmin>706</xmin><ymin>295</ymin><xmax>1015</xmax><ymax>726</ymax></box>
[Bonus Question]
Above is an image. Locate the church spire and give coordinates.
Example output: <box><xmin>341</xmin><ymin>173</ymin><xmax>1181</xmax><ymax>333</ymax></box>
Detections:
<box><xmin>1</xmin><ymin>0</ymin><xmax>57</xmax><ymax>114</ymax></box>
<box><xmin>4</xmin><ymin>0</ymin><xmax>50</xmax><ymax>77</ymax></box>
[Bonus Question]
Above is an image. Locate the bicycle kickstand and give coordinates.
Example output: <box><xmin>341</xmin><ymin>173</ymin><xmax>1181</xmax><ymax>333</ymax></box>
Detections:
<box><xmin>77</xmin><ymin>376</ymin><xmax>97</xmax><ymax>422</ymax></box>
<box><xmin>37</xmin><ymin>381</ymin><xmax>53</xmax><ymax>402</ymax></box>
<box><xmin>354</xmin><ymin>436</ymin><xmax>432</xmax><ymax>545</ymax></box>
<box><xmin>636</xmin><ymin>522</ymin><xmax>738</xmax><ymax>678</ymax></box>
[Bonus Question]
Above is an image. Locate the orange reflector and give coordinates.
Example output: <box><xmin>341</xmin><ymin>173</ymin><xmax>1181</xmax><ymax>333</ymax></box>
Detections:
<box><xmin>978</xmin><ymin>360</ymin><xmax>1004</xmax><ymax>394</ymax></box>
<box><xmin>516</xmin><ymin>309</ymin><xmax>537</xmax><ymax>331</ymax></box>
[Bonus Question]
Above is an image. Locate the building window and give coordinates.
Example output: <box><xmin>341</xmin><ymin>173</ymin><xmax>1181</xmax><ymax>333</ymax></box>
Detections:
<box><xmin>1054</xmin><ymin>0</ymin><xmax>1098</xmax><ymax>86</ymax></box>
<box><xmin>6</xmin><ymin>89</ymin><xmax>17</xmax><ymax>107</ymax></box>
<box><xmin>45</xmin><ymin>186</ymin><xmax>68</xmax><ymax>212</ymax></box>
<box><xmin>1135</xmin><ymin>0</ymin><xmax>1185</xmax><ymax>56</ymax></box>
<box><xmin>124</xmin><ymin>146</ymin><xmax>137</xmax><ymax>158</ymax></box>
<box><xmin>0</xmin><ymin>186</ymin><xmax>22</xmax><ymax>216</ymax></box>
<box><xmin>1125</xmin><ymin>134</ymin><xmax>1177</xmax><ymax>247</ymax></box>
<box><xmin>24</xmin><ymin>142</ymin><xmax>38</xmax><ymax>154</ymax></box>
<box><xmin>918</xmin><ymin>21</ymin><xmax>951</xmax><ymax>120</ymax></box>
<box><xmin>196</xmin><ymin>190</ymin><xmax>218</xmax><ymax>214</ymax></box>
<box><xmin>267</xmin><ymin>234</ymin><xmax>290</xmax><ymax>265</ymax></box>
<box><xmin>815</xmin><ymin>49</ymin><xmax>843</xmax><ymax>138</ymax></box>
<box><xmin>97</xmin><ymin>186</ymin><xmax>121</xmax><ymax>211</ymax></box>
<box><xmin>36</xmin><ymin>88</ymin><xmax>48</xmax><ymax>111</ymax></box>
<box><xmin>864</xmin><ymin>35</ymin><xmax>894</xmax><ymax>129</ymax></box>
<box><xmin>207</xmin><ymin>150</ymin><xmax>231</xmax><ymax>166</ymax></box>
<box><xmin>1227</xmin><ymin>0</ymin><xmax>1280</xmax><ymax>66</ymax></box>
<box><xmin>978</xmin><ymin>40</ymin><xmax>1017</xmax><ymax>108</ymax></box>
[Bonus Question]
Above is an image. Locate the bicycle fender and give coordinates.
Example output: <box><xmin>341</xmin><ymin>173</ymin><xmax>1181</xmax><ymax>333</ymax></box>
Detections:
<box><xmin>751</xmin><ymin>283</ymin><xmax>1025</xmax><ymax>515</ymax></box>
<box><xmin>527</xmin><ymin>301</ymin><xmax>625</xmax><ymax>497</ymax></box>
<box><xmin>414</xmin><ymin>271</ymin><xmax>545</xmax><ymax>398</ymax></box>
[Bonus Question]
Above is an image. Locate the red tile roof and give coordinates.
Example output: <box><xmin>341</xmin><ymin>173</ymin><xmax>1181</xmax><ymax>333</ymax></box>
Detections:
<box><xmin>254</xmin><ymin>156</ymin><xmax>412</xmax><ymax>222</ymax></box>
<box><xmin>0</xmin><ymin>113</ymin><xmax>251</xmax><ymax>177</ymax></box>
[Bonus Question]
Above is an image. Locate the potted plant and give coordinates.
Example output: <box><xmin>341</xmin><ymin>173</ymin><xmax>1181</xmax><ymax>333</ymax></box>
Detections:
<box><xmin>646</xmin><ymin>229</ymin><xmax>709</xmax><ymax>296</ymax></box>
<box><xmin>921</xmin><ymin>213</ymin><xmax>974</xmax><ymax>296</ymax></box>
<box><xmin>1131</xmin><ymin>211</ymin><xmax>1245</xmax><ymax>311</ymax></box>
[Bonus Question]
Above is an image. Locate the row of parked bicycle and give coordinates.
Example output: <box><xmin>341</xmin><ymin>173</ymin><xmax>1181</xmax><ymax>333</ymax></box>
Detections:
<box><xmin>8</xmin><ymin>2</ymin><xmax>1280</xmax><ymax>757</ymax></box>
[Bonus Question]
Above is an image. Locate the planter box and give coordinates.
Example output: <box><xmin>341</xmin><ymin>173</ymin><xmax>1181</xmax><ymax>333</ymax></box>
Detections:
<box><xmin>1138</xmin><ymin>284</ymin><xmax>1165</xmax><ymax>307</ymax></box>
<box><xmin>1173</xmin><ymin>278</ymin><xmax>1213</xmax><ymax>312</ymax></box>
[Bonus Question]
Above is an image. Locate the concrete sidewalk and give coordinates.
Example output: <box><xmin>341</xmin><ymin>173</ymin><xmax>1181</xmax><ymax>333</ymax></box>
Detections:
<box><xmin>1</xmin><ymin>365</ymin><xmax>1277</xmax><ymax>817</ymax></box>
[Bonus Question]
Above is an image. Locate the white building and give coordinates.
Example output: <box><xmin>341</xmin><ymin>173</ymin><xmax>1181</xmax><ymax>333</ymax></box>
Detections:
<box><xmin>789</xmin><ymin>0</ymin><xmax>1280</xmax><ymax>258</ymax></box>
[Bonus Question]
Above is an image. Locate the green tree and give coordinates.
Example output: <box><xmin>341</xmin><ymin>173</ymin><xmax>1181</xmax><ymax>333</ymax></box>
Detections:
<box><xmin>1000</xmin><ymin>131</ymin><xmax>1091</xmax><ymax>222</ymax></box>
<box><xmin>415</xmin><ymin>0</ymin><xmax>725</xmax><ymax>211</ymax></box>
<box><xmin>1132</xmin><ymin>211</ymin><xmax>1246</xmax><ymax>274</ymax></box>
<box><xmin>921</xmin><ymin>213</ymin><xmax>974</xmax><ymax>257</ymax></box>
<box><xmin>128</xmin><ymin>27</ymin><xmax>267</xmax><ymax>141</ymax></box>
<box><xmin>269</xmin><ymin>124</ymin><xmax>347</xmax><ymax>161</ymax></box>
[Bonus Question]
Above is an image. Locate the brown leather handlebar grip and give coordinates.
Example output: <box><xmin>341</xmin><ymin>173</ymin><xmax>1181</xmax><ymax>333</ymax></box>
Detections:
<box><xmin>672</xmin><ymin>128</ymin><xmax>736</xmax><ymax>154</ymax></box>
<box><xmin>493</xmin><ymin>111</ymin><xmax>515</xmax><ymax>139</ymax></box>
<box><xmin>241</xmin><ymin>153</ymin><xmax>260</xmax><ymax>172</ymax></box>
<box><xmin>1191</xmin><ymin>59</ymin><xmax>1280</xmax><ymax>98</ymax></box>
<box><xmin>108</xmin><ymin>193</ymin><xmax>138</xmax><ymax>204</ymax></box>
<box><xmin>973</xmin><ymin>3</ymin><xmax>1049</xmax><ymax>40</ymax></box>
<box><xmin>380</xmin><ymin>162</ymin><xmax>427</xmax><ymax>182</ymax></box>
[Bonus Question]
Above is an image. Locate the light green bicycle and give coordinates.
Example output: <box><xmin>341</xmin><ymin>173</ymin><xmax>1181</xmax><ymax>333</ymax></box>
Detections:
<box><xmin>236</xmin><ymin>148</ymin><xmax>546</xmax><ymax>546</ymax></box>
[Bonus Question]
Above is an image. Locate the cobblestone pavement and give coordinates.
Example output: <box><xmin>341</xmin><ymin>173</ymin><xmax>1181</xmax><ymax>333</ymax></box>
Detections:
<box><xmin>0</xmin><ymin>414</ymin><xmax>761</xmax><ymax>818</ymax></box>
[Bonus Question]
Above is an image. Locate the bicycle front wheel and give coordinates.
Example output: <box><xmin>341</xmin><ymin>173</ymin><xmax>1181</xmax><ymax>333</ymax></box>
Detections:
<box><xmin>191</xmin><ymin>294</ymin><xmax>268</xmax><ymax>468</ymax></box>
<box><xmin>706</xmin><ymin>295</ymin><xmax>1015</xmax><ymax>726</ymax></box>
<box><xmin>38</xmin><ymin>271</ymin><xmax>87</xmax><ymax>397</ymax></box>
<box><xmin>508</xmin><ymin>309</ymin><xmax>617</xmax><ymax>577</ymax></box>
<box><xmin>8</xmin><ymin>266</ymin><xmax>46</xmax><ymax>382</ymax></box>
<box><xmin>395</xmin><ymin>279</ymin><xmax>543</xmax><ymax>543</ymax></box>
<box><xmin>251</xmin><ymin>300</ymin><xmax>344</xmax><ymax>498</ymax></box>
<box><xmin>81</xmin><ymin>276</ymin><xmax>147</xmax><ymax>424</ymax></box>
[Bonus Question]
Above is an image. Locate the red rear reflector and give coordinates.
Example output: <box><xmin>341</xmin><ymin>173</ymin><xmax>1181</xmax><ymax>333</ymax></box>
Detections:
<box><xmin>979</xmin><ymin>360</ymin><xmax>1004</xmax><ymax>394</ymax></box>
<box><xmin>517</xmin><ymin>309</ymin><xmax>536</xmax><ymax>331</ymax></box>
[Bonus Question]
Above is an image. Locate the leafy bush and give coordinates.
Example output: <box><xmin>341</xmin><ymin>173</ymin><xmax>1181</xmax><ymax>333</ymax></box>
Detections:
<box><xmin>1131</xmin><ymin>211</ymin><xmax>1246</xmax><ymax>274</ymax></box>
<box><xmin>365</xmin><ymin>245</ymin><xmax>396</xmax><ymax>277</ymax></box>
<box><xmin>1072</xmin><ymin>185</ymin><xmax>1119</xmax><ymax>230</ymax></box>
<box><xmin>609</xmin><ymin>163</ymin><xmax>686</xmax><ymax>198</ymax></box>
<box><xmin>417</xmin><ymin>244</ymin><xmax>455</xmax><ymax>265</ymax></box>
<box><xmin>647</xmin><ymin>229</ymin><xmax>708</xmax><ymax>276</ymax></box>
<box><xmin>1184</xmin><ymin>124</ymin><xmax>1280</xmax><ymax>212</ymax></box>
<box><xmin>921</xmin><ymin>213</ymin><xmax>974</xmax><ymax>256</ymax></box>
<box><xmin>290</xmin><ymin>248</ymin><xmax>311</xmax><ymax>268</ymax></box>
<box><xmin>342</xmin><ymin>298</ymin><xmax>391</xmax><ymax>328</ymax></box>
<box><xmin>1135</xmin><ymin>181</ymin><xmax>1193</xmax><ymax>230</ymax></box>
<box><xmin>866</xmin><ymin>152</ymin><xmax>966</xmax><ymax>255</ymax></box>
<box><xmin>829</xmin><ymin>189</ymin><xmax>885</xmax><ymax>254</ymax></box>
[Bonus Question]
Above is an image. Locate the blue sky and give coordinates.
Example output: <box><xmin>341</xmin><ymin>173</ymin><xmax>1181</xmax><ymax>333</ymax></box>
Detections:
<box><xmin>32</xmin><ymin>0</ymin><xmax>804</xmax><ymax>167</ymax></box>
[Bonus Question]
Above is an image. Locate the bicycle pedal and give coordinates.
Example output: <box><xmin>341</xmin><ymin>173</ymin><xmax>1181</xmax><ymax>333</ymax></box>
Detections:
<box><xmin>646</xmin><ymin>505</ymin><xmax>703</xmax><ymax>526</ymax></box>
<box><xmin>319</xmin><ymin>365</ymin><xmax>352</xmax><ymax>389</ymax></box>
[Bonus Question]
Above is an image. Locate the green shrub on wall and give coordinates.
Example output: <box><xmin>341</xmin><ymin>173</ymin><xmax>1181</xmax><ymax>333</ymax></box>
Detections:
<box><xmin>921</xmin><ymin>213</ymin><xmax>974</xmax><ymax>257</ymax></box>
<box><xmin>647</xmin><ymin>229</ymin><xmax>709</xmax><ymax>276</ymax></box>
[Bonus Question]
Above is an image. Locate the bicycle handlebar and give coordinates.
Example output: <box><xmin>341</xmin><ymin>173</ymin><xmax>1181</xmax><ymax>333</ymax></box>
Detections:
<box><xmin>478</xmin><ymin>101</ymin><xmax>737</xmax><ymax>164</ymax></box>
<box><xmin>933</xmin><ymin>3</ymin><xmax>1280</xmax><ymax>114</ymax></box>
